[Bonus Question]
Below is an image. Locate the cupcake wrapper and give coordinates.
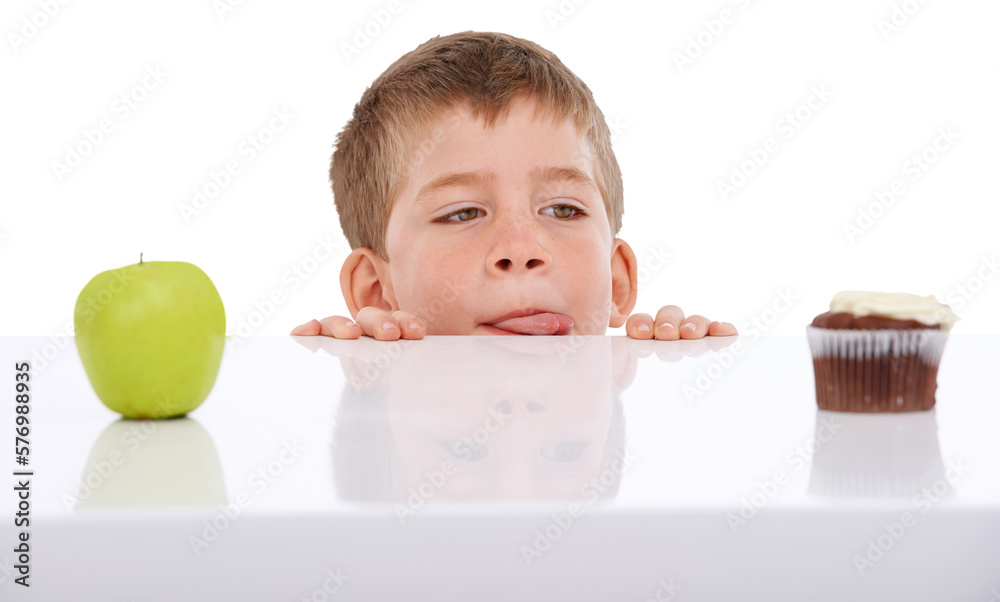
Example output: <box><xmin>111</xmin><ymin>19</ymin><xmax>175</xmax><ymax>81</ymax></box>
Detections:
<box><xmin>806</xmin><ymin>326</ymin><xmax>948</xmax><ymax>412</ymax></box>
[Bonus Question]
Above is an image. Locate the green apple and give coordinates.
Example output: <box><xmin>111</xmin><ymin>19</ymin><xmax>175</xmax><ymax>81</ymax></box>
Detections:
<box><xmin>74</xmin><ymin>257</ymin><xmax>226</xmax><ymax>419</ymax></box>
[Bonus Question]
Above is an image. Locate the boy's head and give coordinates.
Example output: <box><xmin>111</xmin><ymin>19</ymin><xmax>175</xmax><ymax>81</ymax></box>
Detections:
<box><xmin>332</xmin><ymin>31</ymin><xmax>638</xmax><ymax>335</ymax></box>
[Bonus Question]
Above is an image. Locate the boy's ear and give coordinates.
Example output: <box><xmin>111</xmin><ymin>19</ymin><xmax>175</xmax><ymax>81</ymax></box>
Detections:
<box><xmin>340</xmin><ymin>247</ymin><xmax>396</xmax><ymax>317</ymax></box>
<box><xmin>608</xmin><ymin>238</ymin><xmax>638</xmax><ymax>329</ymax></box>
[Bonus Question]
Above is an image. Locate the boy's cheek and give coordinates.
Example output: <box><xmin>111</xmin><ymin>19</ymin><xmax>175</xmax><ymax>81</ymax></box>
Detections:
<box><xmin>404</xmin><ymin>286</ymin><xmax>472</xmax><ymax>334</ymax></box>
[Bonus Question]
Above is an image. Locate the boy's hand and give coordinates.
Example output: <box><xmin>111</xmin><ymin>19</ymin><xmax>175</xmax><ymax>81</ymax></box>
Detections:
<box><xmin>290</xmin><ymin>307</ymin><xmax>426</xmax><ymax>341</ymax></box>
<box><xmin>292</xmin><ymin>305</ymin><xmax>736</xmax><ymax>340</ymax></box>
<box><xmin>625</xmin><ymin>305</ymin><xmax>736</xmax><ymax>340</ymax></box>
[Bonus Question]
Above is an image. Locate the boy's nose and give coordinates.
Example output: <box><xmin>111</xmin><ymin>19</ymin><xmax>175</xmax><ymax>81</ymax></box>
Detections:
<box><xmin>486</xmin><ymin>215</ymin><xmax>552</xmax><ymax>274</ymax></box>
<box><xmin>494</xmin><ymin>256</ymin><xmax>545</xmax><ymax>271</ymax></box>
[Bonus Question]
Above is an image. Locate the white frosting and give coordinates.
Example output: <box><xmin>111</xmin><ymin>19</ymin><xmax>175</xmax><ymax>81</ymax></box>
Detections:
<box><xmin>829</xmin><ymin>291</ymin><xmax>960</xmax><ymax>331</ymax></box>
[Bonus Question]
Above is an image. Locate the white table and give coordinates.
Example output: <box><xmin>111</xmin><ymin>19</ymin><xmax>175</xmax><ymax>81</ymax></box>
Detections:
<box><xmin>1</xmin><ymin>334</ymin><xmax>998</xmax><ymax>601</ymax></box>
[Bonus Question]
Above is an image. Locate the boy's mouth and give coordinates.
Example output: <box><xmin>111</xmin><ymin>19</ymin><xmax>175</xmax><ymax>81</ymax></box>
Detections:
<box><xmin>483</xmin><ymin>309</ymin><xmax>574</xmax><ymax>336</ymax></box>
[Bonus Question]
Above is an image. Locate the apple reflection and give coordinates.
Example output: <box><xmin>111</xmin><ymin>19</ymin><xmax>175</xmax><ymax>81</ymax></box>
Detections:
<box><xmin>73</xmin><ymin>417</ymin><xmax>226</xmax><ymax>510</ymax></box>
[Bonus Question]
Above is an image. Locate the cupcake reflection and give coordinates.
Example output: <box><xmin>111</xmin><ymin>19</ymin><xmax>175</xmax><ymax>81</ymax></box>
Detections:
<box><xmin>330</xmin><ymin>337</ymin><xmax>628</xmax><ymax>503</ymax></box>
<box><xmin>72</xmin><ymin>417</ymin><xmax>226</xmax><ymax>510</ymax></box>
<box><xmin>807</xmin><ymin>409</ymin><xmax>946</xmax><ymax>498</ymax></box>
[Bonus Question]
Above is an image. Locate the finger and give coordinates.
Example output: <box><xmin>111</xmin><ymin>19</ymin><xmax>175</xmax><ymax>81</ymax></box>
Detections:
<box><xmin>654</xmin><ymin>305</ymin><xmax>685</xmax><ymax>340</ymax></box>
<box><xmin>355</xmin><ymin>306</ymin><xmax>401</xmax><ymax>341</ymax></box>
<box><xmin>390</xmin><ymin>310</ymin><xmax>426</xmax><ymax>340</ymax></box>
<box><xmin>625</xmin><ymin>313</ymin><xmax>655</xmax><ymax>340</ymax></box>
<box><xmin>290</xmin><ymin>319</ymin><xmax>321</xmax><ymax>336</ymax></box>
<box><xmin>317</xmin><ymin>316</ymin><xmax>363</xmax><ymax>339</ymax></box>
<box><xmin>679</xmin><ymin>314</ymin><xmax>712</xmax><ymax>339</ymax></box>
<box><xmin>708</xmin><ymin>321</ymin><xmax>738</xmax><ymax>336</ymax></box>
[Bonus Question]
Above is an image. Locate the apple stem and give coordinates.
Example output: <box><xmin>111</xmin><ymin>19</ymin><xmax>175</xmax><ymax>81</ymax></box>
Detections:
<box><xmin>140</xmin><ymin>252</ymin><xmax>143</xmax><ymax>265</ymax></box>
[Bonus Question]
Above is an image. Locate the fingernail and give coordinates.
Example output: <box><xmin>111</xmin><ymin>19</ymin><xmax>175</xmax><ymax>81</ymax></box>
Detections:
<box><xmin>658</xmin><ymin>323</ymin><xmax>675</xmax><ymax>334</ymax></box>
<box><xmin>382</xmin><ymin>321</ymin><xmax>398</xmax><ymax>331</ymax></box>
<box><xmin>408</xmin><ymin>322</ymin><xmax>423</xmax><ymax>330</ymax></box>
<box><xmin>637</xmin><ymin>323</ymin><xmax>651</xmax><ymax>335</ymax></box>
<box><xmin>345</xmin><ymin>320</ymin><xmax>356</xmax><ymax>328</ymax></box>
<box><xmin>682</xmin><ymin>322</ymin><xmax>696</xmax><ymax>333</ymax></box>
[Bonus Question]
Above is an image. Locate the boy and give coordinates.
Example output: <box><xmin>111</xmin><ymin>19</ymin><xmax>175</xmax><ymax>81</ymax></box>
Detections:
<box><xmin>292</xmin><ymin>31</ymin><xmax>735</xmax><ymax>341</ymax></box>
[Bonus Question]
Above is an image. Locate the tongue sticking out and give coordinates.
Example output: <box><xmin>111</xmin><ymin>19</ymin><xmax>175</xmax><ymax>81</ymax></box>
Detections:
<box><xmin>490</xmin><ymin>313</ymin><xmax>574</xmax><ymax>335</ymax></box>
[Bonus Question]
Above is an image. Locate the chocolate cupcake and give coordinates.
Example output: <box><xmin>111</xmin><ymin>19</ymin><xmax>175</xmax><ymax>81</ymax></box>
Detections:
<box><xmin>806</xmin><ymin>291</ymin><xmax>958</xmax><ymax>412</ymax></box>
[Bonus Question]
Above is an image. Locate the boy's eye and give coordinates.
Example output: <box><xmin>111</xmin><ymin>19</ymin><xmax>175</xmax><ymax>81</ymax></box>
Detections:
<box><xmin>438</xmin><ymin>207</ymin><xmax>483</xmax><ymax>222</ymax></box>
<box><xmin>540</xmin><ymin>441</ymin><xmax>588</xmax><ymax>462</ymax></box>
<box><xmin>542</xmin><ymin>204</ymin><xmax>585</xmax><ymax>219</ymax></box>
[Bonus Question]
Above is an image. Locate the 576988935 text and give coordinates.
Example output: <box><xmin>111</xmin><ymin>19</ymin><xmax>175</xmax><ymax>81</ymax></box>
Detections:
<box><xmin>12</xmin><ymin>361</ymin><xmax>33</xmax><ymax>588</ymax></box>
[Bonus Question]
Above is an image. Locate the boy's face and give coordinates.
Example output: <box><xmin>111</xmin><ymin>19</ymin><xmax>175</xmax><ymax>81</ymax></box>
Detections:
<box><xmin>374</xmin><ymin>98</ymin><xmax>635</xmax><ymax>335</ymax></box>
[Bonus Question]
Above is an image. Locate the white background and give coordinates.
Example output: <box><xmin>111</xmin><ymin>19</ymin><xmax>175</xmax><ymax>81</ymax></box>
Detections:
<box><xmin>2</xmin><ymin>0</ymin><xmax>998</xmax><ymax>338</ymax></box>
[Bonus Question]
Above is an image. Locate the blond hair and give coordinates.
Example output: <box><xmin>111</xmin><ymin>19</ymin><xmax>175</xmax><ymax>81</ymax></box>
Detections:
<box><xmin>331</xmin><ymin>31</ymin><xmax>623</xmax><ymax>259</ymax></box>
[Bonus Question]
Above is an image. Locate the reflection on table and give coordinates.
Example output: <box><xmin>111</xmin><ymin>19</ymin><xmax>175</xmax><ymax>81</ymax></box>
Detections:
<box><xmin>330</xmin><ymin>337</ymin><xmax>625</xmax><ymax>503</ymax></box>
<box><xmin>72</xmin><ymin>417</ymin><xmax>227</xmax><ymax>510</ymax></box>
<box><xmin>808</xmin><ymin>409</ymin><xmax>946</xmax><ymax>498</ymax></box>
<box><xmin>289</xmin><ymin>335</ymin><xmax>742</xmax><ymax>504</ymax></box>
